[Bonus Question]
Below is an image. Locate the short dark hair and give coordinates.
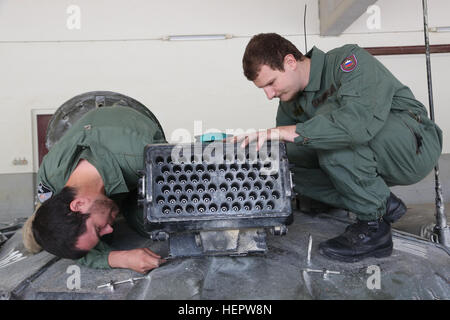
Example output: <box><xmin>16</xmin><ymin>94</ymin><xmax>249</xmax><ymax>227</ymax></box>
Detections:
<box><xmin>242</xmin><ymin>33</ymin><xmax>305</xmax><ymax>81</ymax></box>
<box><xmin>32</xmin><ymin>186</ymin><xmax>90</xmax><ymax>259</ymax></box>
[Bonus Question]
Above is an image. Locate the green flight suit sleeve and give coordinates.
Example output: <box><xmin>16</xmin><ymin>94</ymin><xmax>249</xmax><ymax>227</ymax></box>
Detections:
<box><xmin>294</xmin><ymin>47</ymin><xmax>398</xmax><ymax>150</ymax></box>
<box><xmin>77</xmin><ymin>240</ymin><xmax>113</xmax><ymax>269</ymax></box>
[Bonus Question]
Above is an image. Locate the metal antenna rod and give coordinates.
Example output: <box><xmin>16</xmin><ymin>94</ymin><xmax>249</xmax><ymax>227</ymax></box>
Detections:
<box><xmin>422</xmin><ymin>0</ymin><xmax>450</xmax><ymax>247</ymax></box>
<box><xmin>303</xmin><ymin>4</ymin><xmax>308</xmax><ymax>53</ymax></box>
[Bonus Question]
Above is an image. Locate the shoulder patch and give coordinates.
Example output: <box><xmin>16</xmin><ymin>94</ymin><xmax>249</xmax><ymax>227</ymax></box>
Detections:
<box><xmin>37</xmin><ymin>182</ymin><xmax>53</xmax><ymax>203</ymax></box>
<box><xmin>340</xmin><ymin>54</ymin><xmax>358</xmax><ymax>72</ymax></box>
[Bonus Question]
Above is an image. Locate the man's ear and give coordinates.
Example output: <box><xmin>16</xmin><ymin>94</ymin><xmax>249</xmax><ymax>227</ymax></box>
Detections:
<box><xmin>284</xmin><ymin>54</ymin><xmax>297</xmax><ymax>70</ymax></box>
<box><xmin>70</xmin><ymin>197</ymin><xmax>90</xmax><ymax>213</ymax></box>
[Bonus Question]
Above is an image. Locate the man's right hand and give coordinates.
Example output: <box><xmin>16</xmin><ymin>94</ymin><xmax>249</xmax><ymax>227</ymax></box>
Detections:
<box><xmin>108</xmin><ymin>248</ymin><xmax>166</xmax><ymax>274</ymax></box>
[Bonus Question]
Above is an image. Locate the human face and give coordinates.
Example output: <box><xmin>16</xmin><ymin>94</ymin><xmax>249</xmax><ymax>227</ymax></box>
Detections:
<box><xmin>75</xmin><ymin>195</ymin><xmax>119</xmax><ymax>251</ymax></box>
<box><xmin>253</xmin><ymin>62</ymin><xmax>301</xmax><ymax>102</ymax></box>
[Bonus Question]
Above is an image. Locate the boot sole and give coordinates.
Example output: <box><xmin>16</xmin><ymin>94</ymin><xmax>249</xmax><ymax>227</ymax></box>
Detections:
<box><xmin>319</xmin><ymin>242</ymin><xmax>393</xmax><ymax>263</ymax></box>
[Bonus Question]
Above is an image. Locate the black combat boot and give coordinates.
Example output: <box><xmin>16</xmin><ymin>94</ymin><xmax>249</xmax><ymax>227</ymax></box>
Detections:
<box><xmin>382</xmin><ymin>192</ymin><xmax>407</xmax><ymax>224</ymax></box>
<box><xmin>319</xmin><ymin>219</ymin><xmax>393</xmax><ymax>262</ymax></box>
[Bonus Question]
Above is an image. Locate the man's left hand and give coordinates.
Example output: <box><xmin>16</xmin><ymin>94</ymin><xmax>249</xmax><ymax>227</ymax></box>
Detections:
<box><xmin>226</xmin><ymin>125</ymin><xmax>298</xmax><ymax>150</ymax></box>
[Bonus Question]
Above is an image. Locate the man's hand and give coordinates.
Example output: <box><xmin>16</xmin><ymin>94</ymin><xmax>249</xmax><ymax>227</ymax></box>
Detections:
<box><xmin>108</xmin><ymin>248</ymin><xmax>166</xmax><ymax>274</ymax></box>
<box><xmin>226</xmin><ymin>125</ymin><xmax>299</xmax><ymax>150</ymax></box>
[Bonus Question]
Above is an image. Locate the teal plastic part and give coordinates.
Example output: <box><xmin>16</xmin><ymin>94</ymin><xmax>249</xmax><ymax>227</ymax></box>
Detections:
<box><xmin>198</xmin><ymin>132</ymin><xmax>230</xmax><ymax>142</ymax></box>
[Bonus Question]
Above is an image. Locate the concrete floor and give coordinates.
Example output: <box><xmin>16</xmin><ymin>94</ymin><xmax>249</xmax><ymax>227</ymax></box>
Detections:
<box><xmin>392</xmin><ymin>202</ymin><xmax>450</xmax><ymax>240</ymax></box>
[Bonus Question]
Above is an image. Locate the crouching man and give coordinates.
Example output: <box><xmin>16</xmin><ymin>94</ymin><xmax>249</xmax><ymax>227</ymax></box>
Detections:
<box><xmin>232</xmin><ymin>33</ymin><xmax>443</xmax><ymax>262</ymax></box>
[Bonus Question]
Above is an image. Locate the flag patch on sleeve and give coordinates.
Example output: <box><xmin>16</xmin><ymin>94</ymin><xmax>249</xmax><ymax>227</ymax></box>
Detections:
<box><xmin>37</xmin><ymin>182</ymin><xmax>53</xmax><ymax>203</ymax></box>
<box><xmin>340</xmin><ymin>54</ymin><xmax>358</xmax><ymax>72</ymax></box>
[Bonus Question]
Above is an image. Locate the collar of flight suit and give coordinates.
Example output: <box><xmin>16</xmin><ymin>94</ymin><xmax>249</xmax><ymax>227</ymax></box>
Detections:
<box><xmin>302</xmin><ymin>46</ymin><xmax>326</xmax><ymax>93</ymax></box>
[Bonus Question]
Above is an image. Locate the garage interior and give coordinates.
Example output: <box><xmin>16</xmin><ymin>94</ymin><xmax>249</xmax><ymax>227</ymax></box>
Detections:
<box><xmin>0</xmin><ymin>0</ymin><xmax>449</xmax><ymax>301</ymax></box>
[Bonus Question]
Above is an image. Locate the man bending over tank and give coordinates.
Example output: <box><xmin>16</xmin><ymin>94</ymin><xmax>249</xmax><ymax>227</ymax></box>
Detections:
<box><xmin>23</xmin><ymin>106</ymin><xmax>167</xmax><ymax>273</ymax></box>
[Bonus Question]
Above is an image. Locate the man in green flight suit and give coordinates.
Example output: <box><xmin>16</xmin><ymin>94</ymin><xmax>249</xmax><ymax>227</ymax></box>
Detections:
<box><xmin>23</xmin><ymin>106</ymin><xmax>167</xmax><ymax>273</ymax></box>
<box><xmin>232</xmin><ymin>33</ymin><xmax>443</xmax><ymax>262</ymax></box>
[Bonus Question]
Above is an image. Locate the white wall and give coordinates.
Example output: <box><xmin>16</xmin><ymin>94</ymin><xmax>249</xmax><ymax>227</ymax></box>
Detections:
<box><xmin>0</xmin><ymin>0</ymin><xmax>449</xmax><ymax>175</ymax></box>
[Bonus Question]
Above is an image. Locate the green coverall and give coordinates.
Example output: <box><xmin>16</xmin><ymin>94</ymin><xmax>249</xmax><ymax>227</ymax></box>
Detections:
<box><xmin>276</xmin><ymin>45</ymin><xmax>443</xmax><ymax>221</ymax></box>
<box><xmin>37</xmin><ymin>107</ymin><xmax>166</xmax><ymax>269</ymax></box>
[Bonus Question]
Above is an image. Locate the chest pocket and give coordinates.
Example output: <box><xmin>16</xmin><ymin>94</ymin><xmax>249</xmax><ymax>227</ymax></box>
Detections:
<box><xmin>336</xmin><ymin>83</ymin><xmax>360</xmax><ymax>101</ymax></box>
<box><xmin>312</xmin><ymin>85</ymin><xmax>337</xmax><ymax>106</ymax></box>
<box><xmin>311</xmin><ymin>84</ymin><xmax>340</xmax><ymax>116</ymax></box>
<box><xmin>335</xmin><ymin>83</ymin><xmax>362</xmax><ymax>114</ymax></box>
<box><xmin>314</xmin><ymin>101</ymin><xmax>335</xmax><ymax>116</ymax></box>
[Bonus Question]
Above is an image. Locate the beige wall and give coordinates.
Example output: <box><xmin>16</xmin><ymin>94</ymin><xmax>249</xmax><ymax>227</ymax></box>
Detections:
<box><xmin>0</xmin><ymin>0</ymin><xmax>449</xmax><ymax>175</ymax></box>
